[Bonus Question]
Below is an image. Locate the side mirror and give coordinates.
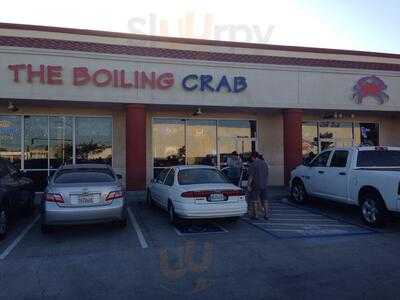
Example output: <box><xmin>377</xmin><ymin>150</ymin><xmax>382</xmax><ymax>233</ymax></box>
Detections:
<box><xmin>150</xmin><ymin>178</ymin><xmax>155</xmax><ymax>183</ymax></box>
<box><xmin>116</xmin><ymin>174</ymin><xmax>123</xmax><ymax>180</ymax></box>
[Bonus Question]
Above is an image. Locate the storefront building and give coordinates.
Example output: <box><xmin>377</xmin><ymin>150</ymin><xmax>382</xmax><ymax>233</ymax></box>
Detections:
<box><xmin>0</xmin><ymin>23</ymin><xmax>400</xmax><ymax>191</ymax></box>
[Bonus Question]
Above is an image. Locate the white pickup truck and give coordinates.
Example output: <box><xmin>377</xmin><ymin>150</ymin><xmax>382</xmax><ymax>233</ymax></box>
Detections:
<box><xmin>290</xmin><ymin>146</ymin><xmax>400</xmax><ymax>227</ymax></box>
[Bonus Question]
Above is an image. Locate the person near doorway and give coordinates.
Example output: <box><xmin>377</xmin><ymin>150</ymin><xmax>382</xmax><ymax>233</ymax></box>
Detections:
<box><xmin>226</xmin><ymin>151</ymin><xmax>243</xmax><ymax>186</ymax></box>
<box><xmin>247</xmin><ymin>151</ymin><xmax>269</xmax><ymax>220</ymax></box>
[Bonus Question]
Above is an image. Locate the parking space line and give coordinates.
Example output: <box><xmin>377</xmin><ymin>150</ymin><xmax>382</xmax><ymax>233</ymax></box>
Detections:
<box><xmin>0</xmin><ymin>214</ymin><xmax>40</xmax><ymax>260</ymax></box>
<box><xmin>268</xmin><ymin>218</ymin><xmax>339</xmax><ymax>222</ymax></box>
<box><xmin>260</xmin><ymin>223</ymin><xmax>356</xmax><ymax>227</ymax></box>
<box><xmin>127</xmin><ymin>207</ymin><xmax>149</xmax><ymax>249</ymax></box>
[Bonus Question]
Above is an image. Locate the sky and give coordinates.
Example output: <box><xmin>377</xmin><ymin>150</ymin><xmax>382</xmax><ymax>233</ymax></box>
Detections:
<box><xmin>0</xmin><ymin>0</ymin><xmax>399</xmax><ymax>54</ymax></box>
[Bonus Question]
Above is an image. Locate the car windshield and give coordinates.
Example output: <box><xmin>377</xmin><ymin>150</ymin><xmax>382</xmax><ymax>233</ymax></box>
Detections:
<box><xmin>178</xmin><ymin>168</ymin><xmax>229</xmax><ymax>185</ymax></box>
<box><xmin>53</xmin><ymin>168</ymin><xmax>116</xmax><ymax>184</ymax></box>
<box><xmin>357</xmin><ymin>150</ymin><xmax>400</xmax><ymax>167</ymax></box>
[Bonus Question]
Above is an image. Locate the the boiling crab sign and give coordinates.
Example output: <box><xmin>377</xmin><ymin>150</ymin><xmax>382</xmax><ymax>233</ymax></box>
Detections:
<box><xmin>6</xmin><ymin>64</ymin><xmax>248</xmax><ymax>94</ymax></box>
<box><xmin>353</xmin><ymin>76</ymin><xmax>389</xmax><ymax>105</ymax></box>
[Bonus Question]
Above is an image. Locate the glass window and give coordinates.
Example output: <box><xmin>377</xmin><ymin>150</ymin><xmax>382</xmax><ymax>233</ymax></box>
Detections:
<box><xmin>319</xmin><ymin>122</ymin><xmax>353</xmax><ymax>150</ymax></box>
<box><xmin>0</xmin><ymin>116</ymin><xmax>21</xmax><ymax>168</ymax></box>
<box><xmin>49</xmin><ymin>116</ymin><xmax>73</xmax><ymax>169</ymax></box>
<box><xmin>177</xmin><ymin>168</ymin><xmax>228</xmax><ymax>185</ymax></box>
<box><xmin>164</xmin><ymin>169</ymin><xmax>175</xmax><ymax>186</ymax></box>
<box><xmin>310</xmin><ymin>151</ymin><xmax>331</xmax><ymax>167</ymax></box>
<box><xmin>218</xmin><ymin>120</ymin><xmax>256</xmax><ymax>167</ymax></box>
<box><xmin>156</xmin><ymin>168</ymin><xmax>170</xmax><ymax>183</ymax></box>
<box><xmin>24</xmin><ymin>116</ymin><xmax>48</xmax><ymax>169</ymax></box>
<box><xmin>186</xmin><ymin>120</ymin><xmax>217</xmax><ymax>166</ymax></box>
<box><xmin>302</xmin><ymin>121</ymin><xmax>318</xmax><ymax>158</ymax></box>
<box><xmin>357</xmin><ymin>150</ymin><xmax>400</xmax><ymax>167</ymax></box>
<box><xmin>330</xmin><ymin>150</ymin><xmax>349</xmax><ymax>168</ymax></box>
<box><xmin>153</xmin><ymin>119</ymin><xmax>185</xmax><ymax>168</ymax></box>
<box><xmin>54</xmin><ymin>168</ymin><xmax>115</xmax><ymax>184</ymax></box>
<box><xmin>75</xmin><ymin>117</ymin><xmax>112</xmax><ymax>165</ymax></box>
<box><xmin>354</xmin><ymin>123</ymin><xmax>379</xmax><ymax>146</ymax></box>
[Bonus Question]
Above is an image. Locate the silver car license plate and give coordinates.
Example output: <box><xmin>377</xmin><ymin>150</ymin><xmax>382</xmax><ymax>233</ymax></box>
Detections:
<box><xmin>71</xmin><ymin>193</ymin><xmax>100</xmax><ymax>205</ymax></box>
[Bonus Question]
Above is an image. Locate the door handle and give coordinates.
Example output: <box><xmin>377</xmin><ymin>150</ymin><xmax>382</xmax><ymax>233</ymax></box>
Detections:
<box><xmin>318</xmin><ymin>170</ymin><xmax>324</xmax><ymax>174</ymax></box>
<box><xmin>339</xmin><ymin>172</ymin><xmax>347</xmax><ymax>176</ymax></box>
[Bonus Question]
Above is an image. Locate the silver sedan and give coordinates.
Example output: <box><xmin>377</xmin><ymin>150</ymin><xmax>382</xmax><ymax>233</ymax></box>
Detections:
<box><xmin>41</xmin><ymin>164</ymin><xmax>127</xmax><ymax>233</ymax></box>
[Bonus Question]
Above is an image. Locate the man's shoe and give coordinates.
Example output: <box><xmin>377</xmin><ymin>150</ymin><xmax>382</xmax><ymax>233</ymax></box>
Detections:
<box><xmin>263</xmin><ymin>216</ymin><xmax>269</xmax><ymax>220</ymax></box>
<box><xmin>250</xmin><ymin>216</ymin><xmax>259</xmax><ymax>220</ymax></box>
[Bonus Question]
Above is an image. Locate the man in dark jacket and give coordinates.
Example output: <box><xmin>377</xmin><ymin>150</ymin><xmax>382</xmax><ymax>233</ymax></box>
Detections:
<box><xmin>247</xmin><ymin>152</ymin><xmax>269</xmax><ymax>220</ymax></box>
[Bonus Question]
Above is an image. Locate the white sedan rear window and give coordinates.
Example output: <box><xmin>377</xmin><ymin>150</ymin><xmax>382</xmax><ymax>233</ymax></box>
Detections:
<box><xmin>178</xmin><ymin>169</ymin><xmax>228</xmax><ymax>185</ymax></box>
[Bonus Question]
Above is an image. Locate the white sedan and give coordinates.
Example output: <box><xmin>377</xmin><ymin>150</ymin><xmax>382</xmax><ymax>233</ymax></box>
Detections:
<box><xmin>147</xmin><ymin>165</ymin><xmax>248</xmax><ymax>223</ymax></box>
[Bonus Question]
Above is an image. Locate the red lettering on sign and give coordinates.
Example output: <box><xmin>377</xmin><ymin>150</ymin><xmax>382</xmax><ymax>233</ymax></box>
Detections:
<box><xmin>93</xmin><ymin>69</ymin><xmax>112</xmax><ymax>87</ymax></box>
<box><xmin>27</xmin><ymin>64</ymin><xmax>45</xmax><ymax>84</ymax></box>
<box><xmin>140</xmin><ymin>71</ymin><xmax>156</xmax><ymax>89</ymax></box>
<box><xmin>157</xmin><ymin>72</ymin><xmax>174</xmax><ymax>90</ymax></box>
<box><xmin>47</xmin><ymin>65</ymin><xmax>63</xmax><ymax>85</ymax></box>
<box><xmin>120</xmin><ymin>70</ymin><xmax>133</xmax><ymax>88</ymax></box>
<box><xmin>8</xmin><ymin>64</ymin><xmax>26</xmax><ymax>82</ymax></box>
<box><xmin>73</xmin><ymin>67</ymin><xmax>91</xmax><ymax>86</ymax></box>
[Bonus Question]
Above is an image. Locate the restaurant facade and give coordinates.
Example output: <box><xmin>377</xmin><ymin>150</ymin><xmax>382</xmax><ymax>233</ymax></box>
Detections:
<box><xmin>0</xmin><ymin>23</ymin><xmax>400</xmax><ymax>191</ymax></box>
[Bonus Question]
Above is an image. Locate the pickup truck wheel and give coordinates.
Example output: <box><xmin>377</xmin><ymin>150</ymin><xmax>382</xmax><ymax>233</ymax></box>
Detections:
<box><xmin>360</xmin><ymin>193</ymin><xmax>387</xmax><ymax>228</ymax></box>
<box><xmin>0</xmin><ymin>208</ymin><xmax>8</xmax><ymax>240</ymax></box>
<box><xmin>291</xmin><ymin>181</ymin><xmax>308</xmax><ymax>204</ymax></box>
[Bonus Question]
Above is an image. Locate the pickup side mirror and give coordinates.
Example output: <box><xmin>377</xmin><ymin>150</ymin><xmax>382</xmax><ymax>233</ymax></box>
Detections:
<box><xmin>150</xmin><ymin>178</ymin><xmax>155</xmax><ymax>184</ymax></box>
<box><xmin>116</xmin><ymin>174</ymin><xmax>123</xmax><ymax>180</ymax></box>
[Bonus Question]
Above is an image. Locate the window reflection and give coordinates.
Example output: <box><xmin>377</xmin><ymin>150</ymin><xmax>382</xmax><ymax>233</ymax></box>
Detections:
<box><xmin>0</xmin><ymin>116</ymin><xmax>21</xmax><ymax>168</ymax></box>
<box><xmin>186</xmin><ymin>120</ymin><xmax>217</xmax><ymax>166</ymax></box>
<box><xmin>218</xmin><ymin>120</ymin><xmax>256</xmax><ymax>166</ymax></box>
<box><xmin>354</xmin><ymin>123</ymin><xmax>379</xmax><ymax>146</ymax></box>
<box><xmin>153</xmin><ymin>119</ymin><xmax>185</xmax><ymax>168</ymax></box>
<box><xmin>75</xmin><ymin>117</ymin><xmax>112</xmax><ymax>165</ymax></box>
<box><xmin>302</xmin><ymin>122</ymin><xmax>318</xmax><ymax>158</ymax></box>
<box><xmin>24</xmin><ymin>116</ymin><xmax>48</xmax><ymax>169</ymax></box>
<box><xmin>319</xmin><ymin>122</ymin><xmax>353</xmax><ymax>150</ymax></box>
<box><xmin>49</xmin><ymin>116</ymin><xmax>73</xmax><ymax>169</ymax></box>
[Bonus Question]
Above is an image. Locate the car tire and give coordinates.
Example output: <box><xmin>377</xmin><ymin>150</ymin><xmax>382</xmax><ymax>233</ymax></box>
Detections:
<box><xmin>146</xmin><ymin>190</ymin><xmax>154</xmax><ymax>208</ymax></box>
<box><xmin>0</xmin><ymin>208</ymin><xmax>9</xmax><ymax>240</ymax></box>
<box><xmin>360</xmin><ymin>192</ymin><xmax>388</xmax><ymax>228</ymax></box>
<box><xmin>290</xmin><ymin>180</ymin><xmax>308</xmax><ymax>204</ymax></box>
<box><xmin>168</xmin><ymin>202</ymin><xmax>178</xmax><ymax>225</ymax></box>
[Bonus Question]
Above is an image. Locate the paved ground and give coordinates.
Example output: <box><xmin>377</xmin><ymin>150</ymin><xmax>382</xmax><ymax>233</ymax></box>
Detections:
<box><xmin>1</xmin><ymin>188</ymin><xmax>400</xmax><ymax>300</ymax></box>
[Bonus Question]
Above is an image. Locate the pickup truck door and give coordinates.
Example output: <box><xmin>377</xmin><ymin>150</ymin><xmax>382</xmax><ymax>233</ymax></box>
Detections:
<box><xmin>324</xmin><ymin>150</ymin><xmax>350</xmax><ymax>202</ymax></box>
<box><xmin>307</xmin><ymin>151</ymin><xmax>332</xmax><ymax>196</ymax></box>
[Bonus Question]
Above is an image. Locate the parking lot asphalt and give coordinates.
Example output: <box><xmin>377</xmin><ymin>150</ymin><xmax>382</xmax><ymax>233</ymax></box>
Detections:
<box><xmin>1</xmin><ymin>192</ymin><xmax>400</xmax><ymax>300</ymax></box>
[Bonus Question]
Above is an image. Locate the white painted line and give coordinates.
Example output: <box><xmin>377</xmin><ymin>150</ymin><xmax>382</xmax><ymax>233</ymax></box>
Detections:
<box><xmin>173</xmin><ymin>227</ymin><xmax>183</xmax><ymax>236</ymax></box>
<box><xmin>268</xmin><ymin>218</ymin><xmax>338</xmax><ymax>222</ymax></box>
<box><xmin>270</xmin><ymin>213</ymin><xmax>324</xmax><ymax>217</ymax></box>
<box><xmin>127</xmin><ymin>207</ymin><xmax>149</xmax><ymax>249</ymax></box>
<box><xmin>0</xmin><ymin>214</ymin><xmax>40</xmax><ymax>260</ymax></box>
<box><xmin>261</xmin><ymin>223</ymin><xmax>354</xmax><ymax>227</ymax></box>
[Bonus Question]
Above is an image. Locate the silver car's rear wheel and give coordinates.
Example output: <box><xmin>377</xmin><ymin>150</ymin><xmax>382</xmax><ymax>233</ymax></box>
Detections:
<box><xmin>0</xmin><ymin>209</ymin><xmax>8</xmax><ymax>239</ymax></box>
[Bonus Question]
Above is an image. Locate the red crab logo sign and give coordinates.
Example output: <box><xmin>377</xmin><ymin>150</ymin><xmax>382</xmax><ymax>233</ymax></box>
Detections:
<box><xmin>353</xmin><ymin>76</ymin><xmax>389</xmax><ymax>105</ymax></box>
